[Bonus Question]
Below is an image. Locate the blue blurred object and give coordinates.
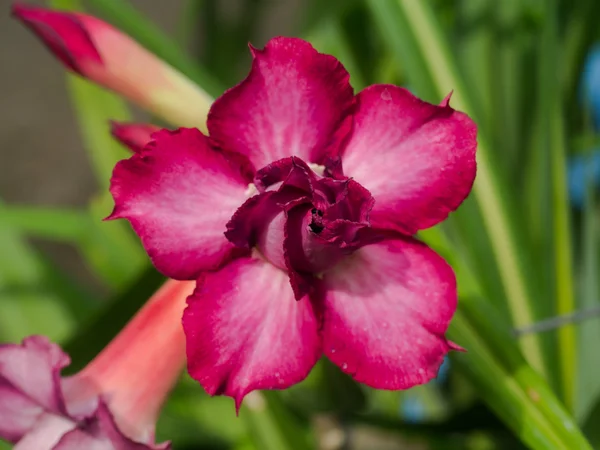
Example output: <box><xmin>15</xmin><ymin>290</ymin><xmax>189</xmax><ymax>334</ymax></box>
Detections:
<box><xmin>398</xmin><ymin>357</ymin><xmax>451</xmax><ymax>423</ymax></box>
<box><xmin>582</xmin><ymin>44</ymin><xmax>600</xmax><ymax>128</ymax></box>
<box><xmin>568</xmin><ymin>151</ymin><xmax>600</xmax><ymax>209</ymax></box>
<box><xmin>400</xmin><ymin>395</ymin><xmax>427</xmax><ymax>424</ymax></box>
<box><xmin>568</xmin><ymin>44</ymin><xmax>600</xmax><ymax>209</ymax></box>
<box><xmin>437</xmin><ymin>355</ymin><xmax>451</xmax><ymax>383</ymax></box>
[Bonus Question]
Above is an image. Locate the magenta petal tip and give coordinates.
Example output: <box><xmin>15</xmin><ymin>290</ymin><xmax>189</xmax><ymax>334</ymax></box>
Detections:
<box><xmin>440</xmin><ymin>90</ymin><xmax>454</xmax><ymax>108</ymax></box>
<box><xmin>12</xmin><ymin>4</ymin><xmax>103</xmax><ymax>74</ymax></box>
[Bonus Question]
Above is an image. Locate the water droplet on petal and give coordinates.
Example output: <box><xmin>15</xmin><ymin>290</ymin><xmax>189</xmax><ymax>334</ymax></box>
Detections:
<box><xmin>330</xmin><ymin>348</ymin><xmax>336</xmax><ymax>354</ymax></box>
<box><xmin>341</xmin><ymin>363</ymin><xmax>348</xmax><ymax>370</ymax></box>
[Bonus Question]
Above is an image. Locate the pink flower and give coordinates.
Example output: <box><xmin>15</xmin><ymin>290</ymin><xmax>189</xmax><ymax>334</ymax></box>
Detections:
<box><xmin>108</xmin><ymin>37</ymin><xmax>477</xmax><ymax>409</ymax></box>
<box><xmin>12</xmin><ymin>4</ymin><xmax>212</xmax><ymax>129</ymax></box>
<box><xmin>0</xmin><ymin>280</ymin><xmax>194</xmax><ymax>450</ymax></box>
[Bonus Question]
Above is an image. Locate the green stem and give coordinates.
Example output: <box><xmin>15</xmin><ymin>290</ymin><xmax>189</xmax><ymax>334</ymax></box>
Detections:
<box><xmin>539</xmin><ymin>0</ymin><xmax>576</xmax><ymax>411</ymax></box>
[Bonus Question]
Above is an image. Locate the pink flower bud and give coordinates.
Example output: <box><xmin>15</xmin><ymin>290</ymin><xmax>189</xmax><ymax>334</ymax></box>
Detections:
<box><xmin>12</xmin><ymin>4</ymin><xmax>212</xmax><ymax>130</ymax></box>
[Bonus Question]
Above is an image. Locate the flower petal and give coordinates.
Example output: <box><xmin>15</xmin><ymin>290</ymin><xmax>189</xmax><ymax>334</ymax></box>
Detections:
<box><xmin>109</xmin><ymin>128</ymin><xmax>251</xmax><ymax>279</ymax></box>
<box><xmin>340</xmin><ymin>86</ymin><xmax>477</xmax><ymax>234</ymax></box>
<box><xmin>11</xmin><ymin>5</ymin><xmax>102</xmax><ymax>74</ymax></box>
<box><xmin>0</xmin><ymin>336</ymin><xmax>72</xmax><ymax>445</ymax></box>
<box><xmin>208</xmin><ymin>37</ymin><xmax>354</xmax><ymax>169</ymax></box>
<box><xmin>52</xmin><ymin>403</ymin><xmax>170</xmax><ymax>450</ymax></box>
<box><xmin>0</xmin><ymin>336</ymin><xmax>69</xmax><ymax>414</ymax></box>
<box><xmin>321</xmin><ymin>235</ymin><xmax>459</xmax><ymax>389</ymax></box>
<box><xmin>183</xmin><ymin>255</ymin><xmax>321</xmax><ymax>408</ymax></box>
<box><xmin>12</xmin><ymin>413</ymin><xmax>76</xmax><ymax>450</ymax></box>
<box><xmin>110</xmin><ymin>122</ymin><xmax>160</xmax><ymax>153</ymax></box>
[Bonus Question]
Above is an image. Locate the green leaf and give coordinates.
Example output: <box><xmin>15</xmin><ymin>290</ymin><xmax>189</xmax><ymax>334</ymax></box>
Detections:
<box><xmin>0</xmin><ymin>203</ymin><xmax>78</xmax><ymax>341</ymax></box>
<box><xmin>0</xmin><ymin>201</ymin><xmax>146</xmax><ymax>290</ymax></box>
<box><xmin>366</xmin><ymin>0</ymin><xmax>437</xmax><ymax>100</ymax></box>
<box><xmin>0</xmin><ymin>207</ymin><xmax>90</xmax><ymax>242</ymax></box>
<box><xmin>67</xmin><ymin>67</ymin><xmax>147</xmax><ymax>287</ymax></box>
<box><xmin>576</xmin><ymin>108</ymin><xmax>600</xmax><ymax>421</ymax></box>
<box><xmin>530</xmin><ymin>0</ymin><xmax>576</xmax><ymax>411</ymax></box>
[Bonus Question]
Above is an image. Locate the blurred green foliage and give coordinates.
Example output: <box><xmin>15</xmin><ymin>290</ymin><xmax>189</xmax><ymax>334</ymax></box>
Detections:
<box><xmin>3</xmin><ymin>0</ymin><xmax>600</xmax><ymax>448</ymax></box>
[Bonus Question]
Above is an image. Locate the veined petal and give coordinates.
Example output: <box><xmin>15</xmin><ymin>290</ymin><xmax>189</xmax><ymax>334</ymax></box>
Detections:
<box><xmin>12</xmin><ymin>5</ymin><xmax>212</xmax><ymax>129</ymax></box>
<box><xmin>12</xmin><ymin>413</ymin><xmax>75</xmax><ymax>450</ymax></box>
<box><xmin>183</xmin><ymin>255</ymin><xmax>321</xmax><ymax>409</ymax></box>
<box><xmin>321</xmin><ymin>235</ymin><xmax>460</xmax><ymax>389</ymax></box>
<box><xmin>340</xmin><ymin>86</ymin><xmax>477</xmax><ymax>234</ymax></box>
<box><xmin>110</xmin><ymin>122</ymin><xmax>160</xmax><ymax>153</ymax></box>
<box><xmin>0</xmin><ymin>336</ymin><xmax>69</xmax><ymax>443</ymax></box>
<box><xmin>109</xmin><ymin>128</ymin><xmax>251</xmax><ymax>280</ymax></box>
<box><xmin>52</xmin><ymin>404</ymin><xmax>169</xmax><ymax>450</ymax></box>
<box><xmin>208</xmin><ymin>37</ymin><xmax>354</xmax><ymax>169</ymax></box>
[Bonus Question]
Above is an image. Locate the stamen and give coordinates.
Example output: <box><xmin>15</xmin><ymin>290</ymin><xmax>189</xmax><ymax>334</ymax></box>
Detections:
<box><xmin>245</xmin><ymin>183</ymin><xmax>258</xmax><ymax>197</ymax></box>
<box><xmin>308</xmin><ymin>163</ymin><xmax>325</xmax><ymax>176</ymax></box>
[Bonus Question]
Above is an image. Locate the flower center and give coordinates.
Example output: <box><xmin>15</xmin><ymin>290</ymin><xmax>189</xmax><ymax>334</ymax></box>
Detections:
<box><xmin>308</xmin><ymin>208</ymin><xmax>324</xmax><ymax>233</ymax></box>
<box><xmin>225</xmin><ymin>156</ymin><xmax>375</xmax><ymax>278</ymax></box>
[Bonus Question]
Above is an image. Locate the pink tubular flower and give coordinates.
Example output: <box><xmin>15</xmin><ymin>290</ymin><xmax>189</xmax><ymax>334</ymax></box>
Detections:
<box><xmin>108</xmin><ymin>37</ymin><xmax>477</xmax><ymax>408</ymax></box>
<box><xmin>12</xmin><ymin>4</ymin><xmax>212</xmax><ymax>129</ymax></box>
<box><xmin>0</xmin><ymin>280</ymin><xmax>194</xmax><ymax>449</ymax></box>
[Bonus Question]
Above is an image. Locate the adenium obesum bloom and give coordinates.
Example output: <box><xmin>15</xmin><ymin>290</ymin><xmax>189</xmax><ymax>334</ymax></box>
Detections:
<box><xmin>12</xmin><ymin>4</ymin><xmax>212</xmax><ymax>130</ymax></box>
<box><xmin>0</xmin><ymin>280</ymin><xmax>194</xmax><ymax>450</ymax></box>
<box><xmin>108</xmin><ymin>37</ymin><xmax>477</xmax><ymax>408</ymax></box>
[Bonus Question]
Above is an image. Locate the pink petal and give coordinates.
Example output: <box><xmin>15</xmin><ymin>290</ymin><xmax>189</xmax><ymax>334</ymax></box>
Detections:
<box><xmin>0</xmin><ymin>336</ymin><xmax>69</xmax><ymax>414</ymax></box>
<box><xmin>207</xmin><ymin>37</ymin><xmax>354</xmax><ymax>169</ymax></box>
<box><xmin>0</xmin><ymin>383</ymin><xmax>42</xmax><ymax>443</ymax></box>
<box><xmin>0</xmin><ymin>336</ymin><xmax>73</xmax><ymax>446</ymax></box>
<box><xmin>109</xmin><ymin>128</ymin><xmax>252</xmax><ymax>279</ymax></box>
<box><xmin>53</xmin><ymin>403</ymin><xmax>170</xmax><ymax>450</ymax></box>
<box><xmin>110</xmin><ymin>122</ymin><xmax>160</xmax><ymax>153</ymax></box>
<box><xmin>321</xmin><ymin>235</ymin><xmax>459</xmax><ymax>389</ymax></box>
<box><xmin>340</xmin><ymin>86</ymin><xmax>477</xmax><ymax>234</ymax></box>
<box><xmin>12</xmin><ymin>413</ymin><xmax>76</xmax><ymax>450</ymax></box>
<box><xmin>183</xmin><ymin>255</ymin><xmax>321</xmax><ymax>409</ymax></box>
<box><xmin>12</xmin><ymin>5</ymin><xmax>102</xmax><ymax>74</ymax></box>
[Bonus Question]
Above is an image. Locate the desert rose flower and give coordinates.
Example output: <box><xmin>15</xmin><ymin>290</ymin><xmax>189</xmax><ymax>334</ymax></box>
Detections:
<box><xmin>108</xmin><ymin>37</ymin><xmax>477</xmax><ymax>409</ymax></box>
<box><xmin>0</xmin><ymin>279</ymin><xmax>194</xmax><ymax>450</ymax></box>
<box><xmin>12</xmin><ymin>4</ymin><xmax>212</xmax><ymax>130</ymax></box>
